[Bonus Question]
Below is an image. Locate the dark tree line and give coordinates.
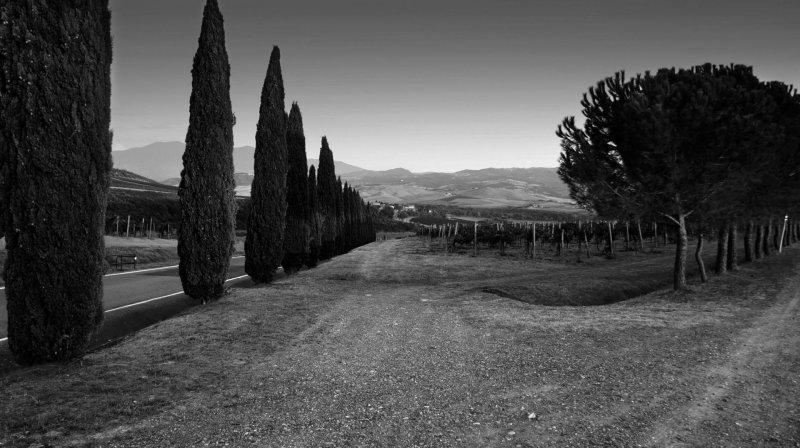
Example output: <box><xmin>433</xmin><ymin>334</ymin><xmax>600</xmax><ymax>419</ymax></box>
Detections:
<box><xmin>558</xmin><ymin>64</ymin><xmax>800</xmax><ymax>290</ymax></box>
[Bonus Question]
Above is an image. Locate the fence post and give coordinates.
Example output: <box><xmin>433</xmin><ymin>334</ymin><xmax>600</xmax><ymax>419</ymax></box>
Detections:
<box><xmin>473</xmin><ymin>222</ymin><xmax>477</xmax><ymax>257</ymax></box>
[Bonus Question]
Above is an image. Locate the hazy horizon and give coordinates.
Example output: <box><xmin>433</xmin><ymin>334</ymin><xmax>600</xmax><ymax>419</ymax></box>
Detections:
<box><xmin>109</xmin><ymin>0</ymin><xmax>800</xmax><ymax>172</ymax></box>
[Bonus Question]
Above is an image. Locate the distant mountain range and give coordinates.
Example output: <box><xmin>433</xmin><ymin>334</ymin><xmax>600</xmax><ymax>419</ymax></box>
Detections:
<box><xmin>112</xmin><ymin>141</ymin><xmax>364</xmax><ymax>183</ymax></box>
<box><xmin>112</xmin><ymin>141</ymin><xmax>575</xmax><ymax>209</ymax></box>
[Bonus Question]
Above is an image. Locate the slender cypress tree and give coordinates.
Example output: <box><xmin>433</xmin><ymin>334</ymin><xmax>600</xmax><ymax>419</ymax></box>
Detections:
<box><xmin>306</xmin><ymin>165</ymin><xmax>321</xmax><ymax>267</ymax></box>
<box><xmin>317</xmin><ymin>137</ymin><xmax>338</xmax><ymax>259</ymax></box>
<box><xmin>1</xmin><ymin>1</ymin><xmax>112</xmax><ymax>363</ymax></box>
<box><xmin>245</xmin><ymin>46</ymin><xmax>288</xmax><ymax>282</ymax></box>
<box><xmin>281</xmin><ymin>103</ymin><xmax>309</xmax><ymax>274</ymax></box>
<box><xmin>334</xmin><ymin>176</ymin><xmax>345</xmax><ymax>255</ymax></box>
<box><xmin>178</xmin><ymin>0</ymin><xmax>236</xmax><ymax>301</ymax></box>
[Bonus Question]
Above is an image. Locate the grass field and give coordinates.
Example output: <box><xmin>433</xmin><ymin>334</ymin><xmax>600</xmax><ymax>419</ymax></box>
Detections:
<box><xmin>1</xmin><ymin>237</ymin><xmax>798</xmax><ymax>446</ymax></box>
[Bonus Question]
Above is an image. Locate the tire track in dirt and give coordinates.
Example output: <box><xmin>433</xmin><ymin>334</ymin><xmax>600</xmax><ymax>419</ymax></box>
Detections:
<box><xmin>643</xmin><ymin>263</ymin><xmax>800</xmax><ymax>447</ymax></box>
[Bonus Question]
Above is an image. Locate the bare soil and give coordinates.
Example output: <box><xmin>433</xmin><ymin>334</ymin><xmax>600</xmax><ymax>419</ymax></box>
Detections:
<box><xmin>1</xmin><ymin>237</ymin><xmax>798</xmax><ymax>447</ymax></box>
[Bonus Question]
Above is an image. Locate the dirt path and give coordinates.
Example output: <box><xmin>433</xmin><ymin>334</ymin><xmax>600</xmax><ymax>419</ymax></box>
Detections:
<box><xmin>1</xmin><ymin>237</ymin><xmax>799</xmax><ymax>447</ymax></box>
<box><xmin>643</xmin><ymin>261</ymin><xmax>800</xmax><ymax>447</ymax></box>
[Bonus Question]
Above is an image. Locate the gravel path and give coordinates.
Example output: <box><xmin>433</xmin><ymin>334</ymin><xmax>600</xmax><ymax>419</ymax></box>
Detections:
<box><xmin>1</xmin><ymin>237</ymin><xmax>798</xmax><ymax>447</ymax></box>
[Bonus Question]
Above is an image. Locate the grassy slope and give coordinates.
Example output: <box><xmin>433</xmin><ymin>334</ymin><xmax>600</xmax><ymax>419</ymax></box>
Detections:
<box><xmin>0</xmin><ymin>238</ymin><xmax>798</xmax><ymax>446</ymax></box>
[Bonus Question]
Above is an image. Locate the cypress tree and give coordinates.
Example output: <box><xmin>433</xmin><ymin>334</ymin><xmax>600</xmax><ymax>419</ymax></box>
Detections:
<box><xmin>317</xmin><ymin>137</ymin><xmax>338</xmax><ymax>260</ymax></box>
<box><xmin>334</xmin><ymin>176</ymin><xmax>345</xmax><ymax>255</ymax></box>
<box><xmin>306</xmin><ymin>165</ymin><xmax>321</xmax><ymax>267</ymax></box>
<box><xmin>281</xmin><ymin>103</ymin><xmax>309</xmax><ymax>274</ymax></box>
<box><xmin>1</xmin><ymin>1</ymin><xmax>112</xmax><ymax>363</ymax></box>
<box><xmin>245</xmin><ymin>46</ymin><xmax>288</xmax><ymax>282</ymax></box>
<box><xmin>178</xmin><ymin>0</ymin><xmax>236</xmax><ymax>301</ymax></box>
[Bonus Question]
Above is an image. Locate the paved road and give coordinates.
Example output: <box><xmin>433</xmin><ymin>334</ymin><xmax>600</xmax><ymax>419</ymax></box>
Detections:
<box><xmin>0</xmin><ymin>257</ymin><xmax>252</xmax><ymax>340</ymax></box>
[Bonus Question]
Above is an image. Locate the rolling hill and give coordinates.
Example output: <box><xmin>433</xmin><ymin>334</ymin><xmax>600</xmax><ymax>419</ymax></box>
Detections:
<box><xmin>113</xmin><ymin>141</ymin><xmax>576</xmax><ymax>210</ymax></box>
<box><xmin>113</xmin><ymin>141</ymin><xmax>365</xmax><ymax>183</ymax></box>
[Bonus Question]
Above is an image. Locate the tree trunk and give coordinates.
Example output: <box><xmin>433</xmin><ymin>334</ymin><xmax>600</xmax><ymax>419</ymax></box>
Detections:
<box><xmin>637</xmin><ymin>218</ymin><xmax>644</xmax><ymax>251</ymax></box>
<box><xmin>625</xmin><ymin>221</ymin><xmax>630</xmax><ymax>251</ymax></box>
<box><xmin>772</xmin><ymin>223</ymin><xmax>780</xmax><ymax>251</ymax></box>
<box><xmin>715</xmin><ymin>224</ymin><xmax>729</xmax><ymax>274</ymax></box>
<box><xmin>674</xmin><ymin>215</ymin><xmax>688</xmax><ymax>290</ymax></box>
<box><xmin>744</xmin><ymin>220</ymin><xmax>753</xmax><ymax>262</ymax></box>
<box><xmin>695</xmin><ymin>233</ymin><xmax>708</xmax><ymax>283</ymax></box>
<box><xmin>607</xmin><ymin>221</ymin><xmax>614</xmax><ymax>256</ymax></box>
<box><xmin>763</xmin><ymin>220</ymin><xmax>772</xmax><ymax>256</ymax></box>
<box><xmin>726</xmin><ymin>223</ymin><xmax>738</xmax><ymax>271</ymax></box>
<box><xmin>755</xmin><ymin>224</ymin><xmax>763</xmax><ymax>259</ymax></box>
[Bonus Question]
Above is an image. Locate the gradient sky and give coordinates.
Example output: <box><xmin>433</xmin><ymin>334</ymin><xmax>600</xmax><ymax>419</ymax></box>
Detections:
<box><xmin>109</xmin><ymin>0</ymin><xmax>800</xmax><ymax>172</ymax></box>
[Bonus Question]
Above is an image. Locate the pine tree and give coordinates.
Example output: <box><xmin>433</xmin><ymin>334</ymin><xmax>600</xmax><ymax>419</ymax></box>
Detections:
<box><xmin>1</xmin><ymin>0</ymin><xmax>112</xmax><ymax>363</ymax></box>
<box><xmin>178</xmin><ymin>0</ymin><xmax>236</xmax><ymax>301</ymax></box>
<box><xmin>306</xmin><ymin>165</ymin><xmax>321</xmax><ymax>267</ymax></box>
<box><xmin>281</xmin><ymin>103</ymin><xmax>309</xmax><ymax>274</ymax></box>
<box><xmin>245</xmin><ymin>46</ymin><xmax>288</xmax><ymax>282</ymax></box>
<box><xmin>316</xmin><ymin>137</ymin><xmax>338</xmax><ymax>260</ymax></box>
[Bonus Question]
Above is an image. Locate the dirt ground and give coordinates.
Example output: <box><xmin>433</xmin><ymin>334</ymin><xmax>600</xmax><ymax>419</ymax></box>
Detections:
<box><xmin>1</xmin><ymin>237</ymin><xmax>798</xmax><ymax>447</ymax></box>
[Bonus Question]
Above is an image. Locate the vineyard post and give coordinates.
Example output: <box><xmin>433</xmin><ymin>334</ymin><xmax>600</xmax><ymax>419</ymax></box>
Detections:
<box><xmin>473</xmin><ymin>222</ymin><xmax>477</xmax><ymax>257</ymax></box>
<box><xmin>149</xmin><ymin>217</ymin><xmax>153</xmax><ymax>239</ymax></box>
<box><xmin>115</xmin><ymin>215</ymin><xmax>120</xmax><ymax>236</ymax></box>
<box><xmin>126</xmin><ymin>215</ymin><xmax>131</xmax><ymax>238</ymax></box>
<box><xmin>607</xmin><ymin>221</ymin><xmax>614</xmax><ymax>256</ymax></box>
<box><xmin>778</xmin><ymin>215</ymin><xmax>788</xmax><ymax>253</ymax></box>
<box><xmin>532</xmin><ymin>222</ymin><xmax>536</xmax><ymax>260</ymax></box>
<box><xmin>653</xmin><ymin>221</ymin><xmax>657</xmax><ymax>246</ymax></box>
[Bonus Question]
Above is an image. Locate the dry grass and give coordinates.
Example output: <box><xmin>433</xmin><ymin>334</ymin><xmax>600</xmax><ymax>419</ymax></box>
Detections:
<box><xmin>0</xmin><ymin>237</ymin><xmax>798</xmax><ymax>447</ymax></box>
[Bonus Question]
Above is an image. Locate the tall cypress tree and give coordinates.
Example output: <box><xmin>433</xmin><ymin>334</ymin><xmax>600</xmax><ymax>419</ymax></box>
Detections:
<box><xmin>306</xmin><ymin>165</ymin><xmax>321</xmax><ymax>267</ymax></box>
<box><xmin>281</xmin><ymin>103</ymin><xmax>309</xmax><ymax>274</ymax></box>
<box><xmin>316</xmin><ymin>137</ymin><xmax>338</xmax><ymax>260</ymax></box>
<box><xmin>179</xmin><ymin>0</ymin><xmax>236</xmax><ymax>302</ymax></box>
<box><xmin>245</xmin><ymin>46</ymin><xmax>288</xmax><ymax>282</ymax></box>
<box><xmin>1</xmin><ymin>1</ymin><xmax>112</xmax><ymax>363</ymax></box>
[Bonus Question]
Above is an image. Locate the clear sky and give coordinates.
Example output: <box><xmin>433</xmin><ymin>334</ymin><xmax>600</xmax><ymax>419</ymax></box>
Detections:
<box><xmin>109</xmin><ymin>0</ymin><xmax>800</xmax><ymax>172</ymax></box>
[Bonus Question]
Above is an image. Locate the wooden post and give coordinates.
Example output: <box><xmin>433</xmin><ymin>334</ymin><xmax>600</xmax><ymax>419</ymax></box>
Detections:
<box><xmin>653</xmin><ymin>221</ymin><xmax>657</xmax><ymax>246</ymax></box>
<box><xmin>779</xmin><ymin>215</ymin><xmax>789</xmax><ymax>253</ymax></box>
<box><xmin>608</xmin><ymin>221</ymin><xmax>614</xmax><ymax>255</ymax></box>
<box><xmin>149</xmin><ymin>217</ymin><xmax>153</xmax><ymax>239</ymax></box>
<box><xmin>473</xmin><ymin>222</ymin><xmax>478</xmax><ymax>257</ymax></box>
<box><xmin>532</xmin><ymin>222</ymin><xmax>536</xmax><ymax>260</ymax></box>
<box><xmin>115</xmin><ymin>215</ymin><xmax>120</xmax><ymax>236</ymax></box>
<box><xmin>126</xmin><ymin>215</ymin><xmax>131</xmax><ymax>237</ymax></box>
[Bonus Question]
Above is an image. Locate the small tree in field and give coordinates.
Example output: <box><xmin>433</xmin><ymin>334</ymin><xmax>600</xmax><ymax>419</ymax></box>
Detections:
<box><xmin>1</xmin><ymin>0</ymin><xmax>112</xmax><ymax>363</ymax></box>
<box><xmin>246</xmin><ymin>46</ymin><xmax>288</xmax><ymax>282</ymax></box>
<box><xmin>282</xmin><ymin>103</ymin><xmax>309</xmax><ymax>274</ymax></box>
<box><xmin>179</xmin><ymin>0</ymin><xmax>237</xmax><ymax>301</ymax></box>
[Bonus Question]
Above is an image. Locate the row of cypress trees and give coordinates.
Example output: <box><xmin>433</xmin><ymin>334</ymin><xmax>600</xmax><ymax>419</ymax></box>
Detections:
<box><xmin>0</xmin><ymin>0</ymin><xmax>373</xmax><ymax>364</ymax></box>
<box><xmin>180</xmin><ymin>0</ymin><xmax>375</xmax><ymax>297</ymax></box>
